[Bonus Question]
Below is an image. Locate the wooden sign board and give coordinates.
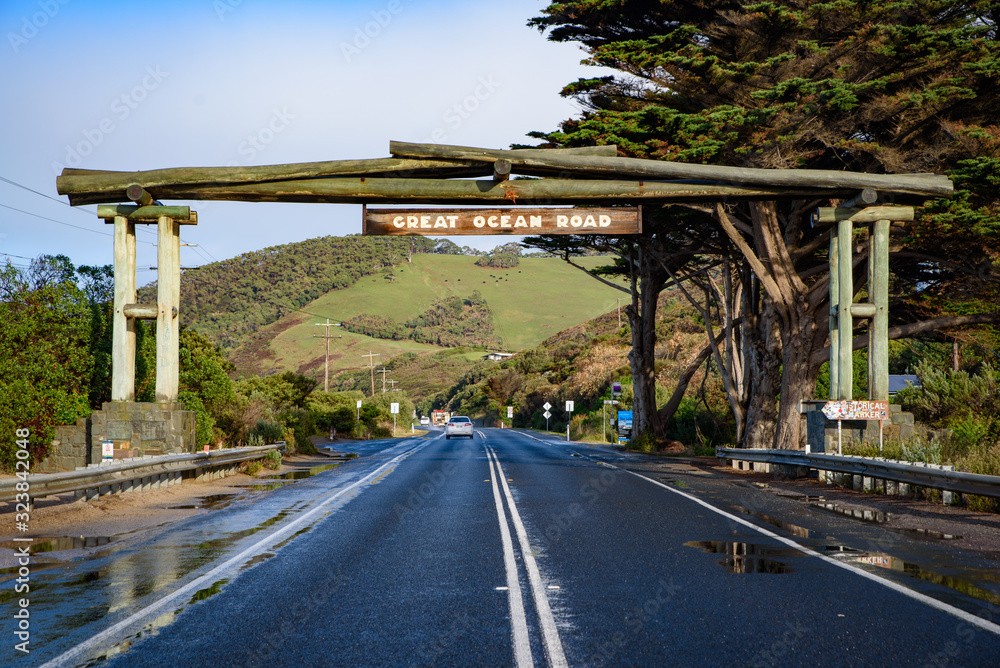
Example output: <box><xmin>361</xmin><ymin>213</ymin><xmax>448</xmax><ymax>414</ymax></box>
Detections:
<box><xmin>364</xmin><ymin>207</ymin><xmax>640</xmax><ymax>236</ymax></box>
<box><xmin>822</xmin><ymin>400</ymin><xmax>889</xmax><ymax>420</ymax></box>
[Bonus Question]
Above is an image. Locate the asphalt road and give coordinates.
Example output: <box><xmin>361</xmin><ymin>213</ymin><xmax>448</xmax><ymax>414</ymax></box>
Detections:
<box><xmin>24</xmin><ymin>429</ymin><xmax>1000</xmax><ymax>667</ymax></box>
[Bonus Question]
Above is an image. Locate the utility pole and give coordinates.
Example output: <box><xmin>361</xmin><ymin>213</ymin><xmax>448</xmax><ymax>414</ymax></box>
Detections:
<box><xmin>313</xmin><ymin>319</ymin><xmax>342</xmax><ymax>393</ymax></box>
<box><xmin>361</xmin><ymin>351</ymin><xmax>380</xmax><ymax>396</ymax></box>
<box><xmin>388</xmin><ymin>379</ymin><xmax>399</xmax><ymax>392</ymax></box>
<box><xmin>377</xmin><ymin>367</ymin><xmax>390</xmax><ymax>393</ymax></box>
<box><xmin>617</xmin><ymin>297</ymin><xmax>621</xmax><ymax>329</ymax></box>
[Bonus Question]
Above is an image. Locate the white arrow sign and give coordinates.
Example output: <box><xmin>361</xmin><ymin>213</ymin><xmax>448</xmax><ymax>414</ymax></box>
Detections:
<box><xmin>565</xmin><ymin>401</ymin><xmax>574</xmax><ymax>412</ymax></box>
<box><xmin>390</xmin><ymin>402</ymin><xmax>399</xmax><ymax>414</ymax></box>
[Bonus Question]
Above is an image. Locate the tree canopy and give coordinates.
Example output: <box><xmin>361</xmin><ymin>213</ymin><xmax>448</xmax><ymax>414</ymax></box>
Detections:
<box><xmin>527</xmin><ymin>0</ymin><xmax>1000</xmax><ymax>447</ymax></box>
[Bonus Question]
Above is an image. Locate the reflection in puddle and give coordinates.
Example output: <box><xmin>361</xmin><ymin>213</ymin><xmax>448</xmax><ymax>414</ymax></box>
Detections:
<box><xmin>808</xmin><ymin>502</ymin><xmax>887</xmax><ymax>523</ymax></box>
<box><xmin>169</xmin><ymin>494</ymin><xmax>239</xmax><ymax>510</ymax></box>
<box><xmin>189</xmin><ymin>578</ymin><xmax>229</xmax><ymax>604</ymax></box>
<box><xmin>258</xmin><ymin>463</ymin><xmax>340</xmax><ymax>480</ymax></box>
<box><xmin>844</xmin><ymin>552</ymin><xmax>1000</xmax><ymax>607</ymax></box>
<box><xmin>726</xmin><ymin>504</ymin><xmax>819</xmax><ymax>539</ymax></box>
<box><xmin>896</xmin><ymin>528</ymin><xmax>962</xmax><ymax>540</ymax></box>
<box><xmin>0</xmin><ymin>536</ymin><xmax>114</xmax><ymax>554</ymax></box>
<box><xmin>685</xmin><ymin>541</ymin><xmax>794</xmax><ymax>573</ymax></box>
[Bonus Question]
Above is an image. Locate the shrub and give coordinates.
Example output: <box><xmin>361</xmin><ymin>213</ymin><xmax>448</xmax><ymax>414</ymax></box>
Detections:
<box><xmin>248</xmin><ymin>419</ymin><xmax>285</xmax><ymax>445</ymax></box>
<box><xmin>264</xmin><ymin>449</ymin><xmax>282</xmax><ymax>470</ymax></box>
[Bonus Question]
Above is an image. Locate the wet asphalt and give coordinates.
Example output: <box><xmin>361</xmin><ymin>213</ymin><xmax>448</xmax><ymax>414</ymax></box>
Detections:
<box><xmin>10</xmin><ymin>429</ymin><xmax>1000</xmax><ymax>667</ymax></box>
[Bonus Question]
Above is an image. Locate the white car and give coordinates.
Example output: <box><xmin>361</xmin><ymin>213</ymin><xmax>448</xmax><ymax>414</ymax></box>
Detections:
<box><xmin>445</xmin><ymin>416</ymin><xmax>474</xmax><ymax>439</ymax></box>
<box><xmin>420</xmin><ymin>416</ymin><xmax>430</xmax><ymax>425</ymax></box>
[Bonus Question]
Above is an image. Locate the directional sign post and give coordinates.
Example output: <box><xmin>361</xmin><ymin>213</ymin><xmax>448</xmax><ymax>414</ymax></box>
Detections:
<box><xmin>543</xmin><ymin>402</ymin><xmax>552</xmax><ymax>432</ymax></box>
<box><xmin>391</xmin><ymin>402</ymin><xmax>399</xmax><ymax>437</ymax></box>
<box><xmin>603</xmin><ymin>400</ymin><xmax>618</xmax><ymax>444</ymax></box>
<box><xmin>822</xmin><ymin>400</ymin><xmax>889</xmax><ymax>455</ymax></box>
<box><xmin>356</xmin><ymin>399</ymin><xmax>362</xmax><ymax>439</ymax></box>
<box><xmin>565</xmin><ymin>400</ymin><xmax>574</xmax><ymax>442</ymax></box>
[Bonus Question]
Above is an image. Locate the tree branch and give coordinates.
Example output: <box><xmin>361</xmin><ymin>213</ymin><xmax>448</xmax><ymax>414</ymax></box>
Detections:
<box><xmin>809</xmin><ymin>313</ymin><xmax>1000</xmax><ymax>366</ymax></box>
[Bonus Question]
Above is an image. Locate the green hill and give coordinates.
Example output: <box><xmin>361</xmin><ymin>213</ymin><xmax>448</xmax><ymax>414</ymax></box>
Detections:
<box><xmin>226</xmin><ymin>252</ymin><xmax>628</xmax><ymax>393</ymax></box>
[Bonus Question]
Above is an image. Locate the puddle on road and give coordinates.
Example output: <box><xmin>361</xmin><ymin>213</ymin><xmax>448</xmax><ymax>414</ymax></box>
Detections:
<box><xmin>0</xmin><ymin>536</ymin><xmax>115</xmax><ymax>555</ymax></box>
<box><xmin>726</xmin><ymin>504</ymin><xmax>822</xmax><ymax>540</ymax></box>
<box><xmin>236</xmin><ymin>482</ymin><xmax>296</xmax><ymax>492</ymax></box>
<box><xmin>189</xmin><ymin>578</ymin><xmax>230</xmax><ymax>604</ymax></box>
<box><xmin>258</xmin><ymin>463</ymin><xmax>341</xmax><ymax>480</ymax></box>
<box><xmin>685</xmin><ymin>540</ymin><xmax>795</xmax><ymax>573</ymax></box>
<box><xmin>841</xmin><ymin>551</ymin><xmax>1000</xmax><ymax>607</ymax></box>
<box><xmin>808</xmin><ymin>502</ymin><xmax>887</xmax><ymax>523</ymax></box>
<box><xmin>168</xmin><ymin>493</ymin><xmax>240</xmax><ymax>510</ymax></box>
<box><xmin>896</xmin><ymin>528</ymin><xmax>962</xmax><ymax>540</ymax></box>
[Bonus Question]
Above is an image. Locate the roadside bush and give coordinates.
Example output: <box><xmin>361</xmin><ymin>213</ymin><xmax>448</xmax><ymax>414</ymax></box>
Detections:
<box><xmin>264</xmin><ymin>449</ymin><xmax>282</xmax><ymax>470</ymax></box>
<box><xmin>248</xmin><ymin>419</ymin><xmax>285</xmax><ymax>445</ymax></box>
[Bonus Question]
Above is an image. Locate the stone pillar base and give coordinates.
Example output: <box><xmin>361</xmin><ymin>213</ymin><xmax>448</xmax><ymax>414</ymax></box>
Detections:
<box><xmin>89</xmin><ymin>401</ymin><xmax>196</xmax><ymax>460</ymax></box>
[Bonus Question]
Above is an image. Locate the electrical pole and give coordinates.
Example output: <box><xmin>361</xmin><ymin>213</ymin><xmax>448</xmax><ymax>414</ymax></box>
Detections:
<box><xmin>388</xmin><ymin>379</ymin><xmax>399</xmax><ymax>392</ymax></box>
<box><xmin>361</xmin><ymin>351</ymin><xmax>380</xmax><ymax>396</ymax></box>
<box><xmin>377</xmin><ymin>367</ymin><xmax>390</xmax><ymax>393</ymax></box>
<box><xmin>313</xmin><ymin>319</ymin><xmax>342</xmax><ymax>393</ymax></box>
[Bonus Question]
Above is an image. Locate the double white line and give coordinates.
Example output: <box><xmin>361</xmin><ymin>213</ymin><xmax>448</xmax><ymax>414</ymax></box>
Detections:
<box><xmin>486</xmin><ymin>445</ymin><xmax>568</xmax><ymax>668</ymax></box>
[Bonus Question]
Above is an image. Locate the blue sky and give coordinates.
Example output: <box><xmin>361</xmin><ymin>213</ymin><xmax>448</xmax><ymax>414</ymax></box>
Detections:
<box><xmin>0</xmin><ymin>0</ymin><xmax>602</xmax><ymax>279</ymax></box>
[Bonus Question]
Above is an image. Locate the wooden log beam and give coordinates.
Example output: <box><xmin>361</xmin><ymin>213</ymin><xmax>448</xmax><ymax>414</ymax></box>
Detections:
<box><xmin>814</xmin><ymin>206</ymin><xmax>915</xmax><ymax>224</ymax></box>
<box><xmin>390</xmin><ymin>142</ymin><xmax>953</xmax><ymax>197</ymax></box>
<box><xmin>127</xmin><ymin>184</ymin><xmax>157</xmax><ymax>206</ymax></box>
<box><xmin>389</xmin><ymin>141</ymin><xmax>619</xmax><ymax>161</ymax></box>
<box><xmin>66</xmin><ymin>177</ymin><xmax>876</xmax><ymax>207</ymax></box>
<box><xmin>98</xmin><ymin>205</ymin><xmax>194</xmax><ymax>221</ymax></box>
<box><xmin>123</xmin><ymin>303</ymin><xmax>158</xmax><ymax>319</ymax></box>
<box><xmin>58</xmin><ymin>158</ymin><xmax>492</xmax><ymax>203</ymax></box>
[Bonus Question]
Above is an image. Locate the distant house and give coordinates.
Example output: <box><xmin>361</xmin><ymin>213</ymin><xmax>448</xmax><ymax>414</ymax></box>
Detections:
<box><xmin>888</xmin><ymin>374</ymin><xmax>920</xmax><ymax>395</ymax></box>
<box><xmin>483</xmin><ymin>352</ymin><xmax>514</xmax><ymax>362</ymax></box>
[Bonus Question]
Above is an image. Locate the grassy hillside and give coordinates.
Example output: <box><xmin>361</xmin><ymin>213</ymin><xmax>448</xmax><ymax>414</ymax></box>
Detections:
<box><xmin>229</xmin><ymin>253</ymin><xmax>627</xmax><ymax>386</ymax></box>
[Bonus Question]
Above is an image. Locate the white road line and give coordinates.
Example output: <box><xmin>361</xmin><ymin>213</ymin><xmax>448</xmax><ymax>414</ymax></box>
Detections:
<box><xmin>486</xmin><ymin>446</ymin><xmax>534</xmax><ymax>668</ymax></box>
<box><xmin>40</xmin><ymin>442</ymin><xmax>428</xmax><ymax>668</ymax></box>
<box><xmin>622</xmin><ymin>466</ymin><xmax>1000</xmax><ymax>637</ymax></box>
<box><xmin>489</xmin><ymin>447</ymin><xmax>569</xmax><ymax>668</ymax></box>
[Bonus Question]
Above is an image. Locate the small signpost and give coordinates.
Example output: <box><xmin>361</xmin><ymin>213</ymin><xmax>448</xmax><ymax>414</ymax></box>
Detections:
<box><xmin>102</xmin><ymin>440</ymin><xmax>114</xmax><ymax>462</ymax></box>
<box><xmin>543</xmin><ymin>402</ymin><xmax>552</xmax><ymax>432</ymax></box>
<box><xmin>603</xmin><ymin>400</ymin><xmax>618</xmax><ymax>443</ymax></box>
<box><xmin>507</xmin><ymin>405</ymin><xmax>513</xmax><ymax>428</ymax></box>
<box><xmin>390</xmin><ymin>402</ymin><xmax>399</xmax><ymax>437</ymax></box>
<box><xmin>565</xmin><ymin>401</ymin><xmax>574</xmax><ymax>441</ymax></box>
<box><xmin>356</xmin><ymin>399</ymin><xmax>362</xmax><ymax>438</ymax></box>
<box><xmin>822</xmin><ymin>400</ymin><xmax>889</xmax><ymax>454</ymax></box>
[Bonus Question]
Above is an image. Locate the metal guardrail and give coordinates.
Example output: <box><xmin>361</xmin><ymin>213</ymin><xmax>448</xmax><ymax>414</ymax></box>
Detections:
<box><xmin>1</xmin><ymin>442</ymin><xmax>285</xmax><ymax>503</ymax></box>
<box><xmin>716</xmin><ymin>447</ymin><xmax>1000</xmax><ymax>499</ymax></box>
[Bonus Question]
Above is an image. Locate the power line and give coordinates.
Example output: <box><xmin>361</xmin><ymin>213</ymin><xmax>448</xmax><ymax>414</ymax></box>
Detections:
<box><xmin>0</xmin><ymin>175</ymin><xmax>220</xmax><ymax>262</ymax></box>
<box><xmin>0</xmin><ymin>201</ymin><xmax>116</xmax><ymax>239</ymax></box>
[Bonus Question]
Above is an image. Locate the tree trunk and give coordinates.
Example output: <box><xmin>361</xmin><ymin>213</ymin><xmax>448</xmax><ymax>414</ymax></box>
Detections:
<box><xmin>626</xmin><ymin>243</ymin><xmax>667</xmax><ymax>439</ymax></box>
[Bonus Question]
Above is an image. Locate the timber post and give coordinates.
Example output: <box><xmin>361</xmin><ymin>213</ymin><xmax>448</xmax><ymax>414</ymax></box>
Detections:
<box><xmin>98</xmin><ymin>202</ymin><xmax>197</xmax><ymax>403</ymax></box>
<box><xmin>815</xmin><ymin>205</ymin><xmax>914</xmax><ymax>402</ymax></box>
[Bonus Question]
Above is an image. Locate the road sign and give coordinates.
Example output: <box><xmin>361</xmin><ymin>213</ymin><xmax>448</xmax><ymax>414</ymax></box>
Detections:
<box><xmin>612</xmin><ymin>382</ymin><xmax>622</xmax><ymax>397</ymax></box>
<box><xmin>543</xmin><ymin>410</ymin><xmax>551</xmax><ymax>419</ymax></box>
<box><xmin>357</xmin><ymin>399</ymin><xmax>362</xmax><ymax>408</ymax></box>
<box><xmin>102</xmin><ymin>440</ymin><xmax>114</xmax><ymax>461</ymax></box>
<box><xmin>390</xmin><ymin>402</ymin><xmax>399</xmax><ymax>414</ymax></box>
<box><xmin>365</xmin><ymin>207</ymin><xmax>641</xmax><ymax>236</ymax></box>
<box><xmin>507</xmin><ymin>406</ymin><xmax>513</xmax><ymax>418</ymax></box>
<box><xmin>543</xmin><ymin>402</ymin><xmax>552</xmax><ymax>411</ymax></box>
<box><xmin>565</xmin><ymin>401</ymin><xmax>574</xmax><ymax>412</ymax></box>
<box><xmin>822</xmin><ymin>400</ymin><xmax>888</xmax><ymax>420</ymax></box>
